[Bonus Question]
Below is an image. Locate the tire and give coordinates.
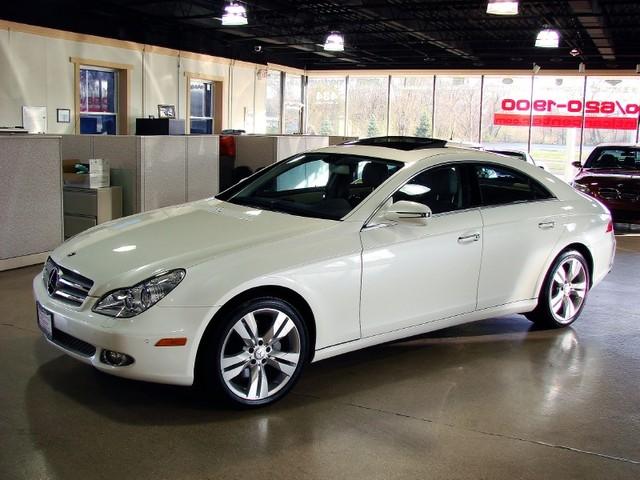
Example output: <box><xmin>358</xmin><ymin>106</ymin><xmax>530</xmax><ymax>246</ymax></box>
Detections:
<box><xmin>198</xmin><ymin>297</ymin><xmax>309</xmax><ymax>408</ymax></box>
<box><xmin>526</xmin><ymin>250</ymin><xmax>590</xmax><ymax>328</ymax></box>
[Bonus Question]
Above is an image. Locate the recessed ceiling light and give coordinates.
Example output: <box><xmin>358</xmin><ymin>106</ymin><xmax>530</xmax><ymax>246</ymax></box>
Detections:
<box><xmin>487</xmin><ymin>0</ymin><xmax>519</xmax><ymax>16</ymax></box>
<box><xmin>324</xmin><ymin>32</ymin><xmax>345</xmax><ymax>52</ymax></box>
<box><xmin>221</xmin><ymin>2</ymin><xmax>247</xmax><ymax>26</ymax></box>
<box><xmin>536</xmin><ymin>27</ymin><xmax>560</xmax><ymax>48</ymax></box>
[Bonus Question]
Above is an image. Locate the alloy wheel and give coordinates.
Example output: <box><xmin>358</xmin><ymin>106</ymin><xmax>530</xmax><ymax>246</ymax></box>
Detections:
<box><xmin>548</xmin><ymin>257</ymin><xmax>588</xmax><ymax>324</ymax></box>
<box><xmin>219</xmin><ymin>308</ymin><xmax>302</xmax><ymax>401</ymax></box>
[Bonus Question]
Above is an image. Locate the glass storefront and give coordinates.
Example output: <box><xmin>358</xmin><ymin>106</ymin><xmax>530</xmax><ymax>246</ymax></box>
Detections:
<box><xmin>433</xmin><ymin>76</ymin><xmax>481</xmax><ymax>143</ymax></box>
<box><xmin>306</xmin><ymin>77</ymin><xmax>346</xmax><ymax>135</ymax></box>
<box><xmin>389</xmin><ymin>76</ymin><xmax>434</xmax><ymax>137</ymax></box>
<box><xmin>306</xmin><ymin>72</ymin><xmax>640</xmax><ymax>180</ymax></box>
<box><xmin>346</xmin><ymin>76</ymin><xmax>388</xmax><ymax>138</ymax></box>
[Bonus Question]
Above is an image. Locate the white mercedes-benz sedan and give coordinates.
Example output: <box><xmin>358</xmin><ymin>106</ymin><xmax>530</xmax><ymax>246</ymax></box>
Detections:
<box><xmin>33</xmin><ymin>137</ymin><xmax>616</xmax><ymax>407</ymax></box>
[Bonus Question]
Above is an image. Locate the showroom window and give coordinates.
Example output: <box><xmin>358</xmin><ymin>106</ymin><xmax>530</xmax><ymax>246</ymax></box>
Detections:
<box><xmin>474</xmin><ymin>164</ymin><xmax>553</xmax><ymax>206</ymax></box>
<box><xmin>306</xmin><ymin>77</ymin><xmax>346</xmax><ymax>135</ymax></box>
<box><xmin>433</xmin><ymin>76</ymin><xmax>481</xmax><ymax>143</ymax></box>
<box><xmin>266</xmin><ymin>70</ymin><xmax>282</xmax><ymax>134</ymax></box>
<box><xmin>283</xmin><ymin>74</ymin><xmax>303</xmax><ymax>134</ymax></box>
<box><xmin>189</xmin><ymin>79</ymin><xmax>214</xmax><ymax>134</ymax></box>
<box><xmin>481</xmin><ymin>76</ymin><xmax>533</xmax><ymax>151</ymax></box>
<box><xmin>389</xmin><ymin>76</ymin><xmax>434</xmax><ymax>137</ymax></box>
<box><xmin>529</xmin><ymin>76</ymin><xmax>585</xmax><ymax>178</ymax></box>
<box><xmin>79</xmin><ymin>67</ymin><xmax>118</xmax><ymax>135</ymax></box>
<box><xmin>393</xmin><ymin>165</ymin><xmax>464</xmax><ymax>214</ymax></box>
<box><xmin>347</xmin><ymin>76</ymin><xmax>389</xmax><ymax>138</ymax></box>
<box><xmin>581</xmin><ymin>76</ymin><xmax>640</xmax><ymax>160</ymax></box>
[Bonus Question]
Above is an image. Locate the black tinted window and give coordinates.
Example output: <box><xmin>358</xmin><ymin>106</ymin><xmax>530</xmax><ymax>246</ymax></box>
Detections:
<box><xmin>393</xmin><ymin>165</ymin><xmax>465</xmax><ymax>214</ymax></box>
<box><xmin>474</xmin><ymin>164</ymin><xmax>553</xmax><ymax>206</ymax></box>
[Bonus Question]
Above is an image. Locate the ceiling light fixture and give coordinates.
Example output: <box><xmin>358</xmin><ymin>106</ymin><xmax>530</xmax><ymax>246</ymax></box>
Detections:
<box><xmin>570</xmin><ymin>48</ymin><xmax>581</xmax><ymax>57</ymax></box>
<box><xmin>221</xmin><ymin>2</ymin><xmax>247</xmax><ymax>26</ymax></box>
<box><xmin>324</xmin><ymin>32</ymin><xmax>344</xmax><ymax>52</ymax></box>
<box><xmin>486</xmin><ymin>0</ymin><xmax>519</xmax><ymax>16</ymax></box>
<box><xmin>535</xmin><ymin>27</ymin><xmax>560</xmax><ymax>48</ymax></box>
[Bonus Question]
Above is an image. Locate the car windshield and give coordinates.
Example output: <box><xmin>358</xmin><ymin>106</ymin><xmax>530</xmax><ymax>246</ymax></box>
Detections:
<box><xmin>216</xmin><ymin>153</ymin><xmax>404</xmax><ymax>220</ymax></box>
<box><xmin>585</xmin><ymin>147</ymin><xmax>640</xmax><ymax>170</ymax></box>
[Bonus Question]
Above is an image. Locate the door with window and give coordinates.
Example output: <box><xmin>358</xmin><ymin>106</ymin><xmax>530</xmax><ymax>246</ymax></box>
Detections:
<box><xmin>79</xmin><ymin>67</ymin><xmax>118</xmax><ymax>135</ymax></box>
<box><xmin>360</xmin><ymin>164</ymin><xmax>483</xmax><ymax>337</ymax></box>
<box><xmin>473</xmin><ymin>163</ymin><xmax>564</xmax><ymax>309</ymax></box>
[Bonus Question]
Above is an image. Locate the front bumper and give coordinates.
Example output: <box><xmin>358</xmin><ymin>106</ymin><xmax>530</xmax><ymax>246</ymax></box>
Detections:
<box><xmin>33</xmin><ymin>275</ymin><xmax>217</xmax><ymax>386</ymax></box>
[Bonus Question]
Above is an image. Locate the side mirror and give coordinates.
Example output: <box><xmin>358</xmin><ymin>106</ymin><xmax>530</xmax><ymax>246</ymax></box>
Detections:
<box><xmin>571</xmin><ymin>161</ymin><xmax>582</xmax><ymax>169</ymax></box>
<box><xmin>383</xmin><ymin>201</ymin><xmax>431</xmax><ymax>225</ymax></box>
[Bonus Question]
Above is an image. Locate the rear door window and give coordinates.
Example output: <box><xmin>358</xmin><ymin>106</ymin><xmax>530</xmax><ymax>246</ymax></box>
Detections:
<box><xmin>473</xmin><ymin>164</ymin><xmax>553</xmax><ymax>206</ymax></box>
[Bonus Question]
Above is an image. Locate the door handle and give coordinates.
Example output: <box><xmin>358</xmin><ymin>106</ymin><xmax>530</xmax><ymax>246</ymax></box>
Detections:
<box><xmin>458</xmin><ymin>233</ymin><xmax>480</xmax><ymax>244</ymax></box>
<box><xmin>538</xmin><ymin>221</ymin><xmax>555</xmax><ymax>230</ymax></box>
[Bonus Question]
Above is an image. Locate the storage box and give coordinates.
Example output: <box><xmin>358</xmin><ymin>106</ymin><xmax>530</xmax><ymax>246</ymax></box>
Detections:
<box><xmin>89</xmin><ymin>172</ymin><xmax>110</xmax><ymax>188</ymax></box>
<box><xmin>89</xmin><ymin>158</ymin><xmax>110</xmax><ymax>173</ymax></box>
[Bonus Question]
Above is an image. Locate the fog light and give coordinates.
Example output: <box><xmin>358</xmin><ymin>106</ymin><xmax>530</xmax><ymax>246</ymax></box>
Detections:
<box><xmin>101</xmin><ymin>349</ymin><xmax>134</xmax><ymax>367</ymax></box>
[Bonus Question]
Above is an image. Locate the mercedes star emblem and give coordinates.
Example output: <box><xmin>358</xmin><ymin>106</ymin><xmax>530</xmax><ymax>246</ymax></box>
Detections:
<box><xmin>47</xmin><ymin>268</ymin><xmax>59</xmax><ymax>296</ymax></box>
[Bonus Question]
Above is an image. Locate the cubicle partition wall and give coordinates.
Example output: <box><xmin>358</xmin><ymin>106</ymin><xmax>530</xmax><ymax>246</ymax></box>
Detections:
<box><xmin>234</xmin><ymin>135</ymin><xmax>330</xmax><ymax>172</ymax></box>
<box><xmin>61</xmin><ymin>135</ymin><xmax>220</xmax><ymax>214</ymax></box>
<box><xmin>0</xmin><ymin>136</ymin><xmax>63</xmax><ymax>271</ymax></box>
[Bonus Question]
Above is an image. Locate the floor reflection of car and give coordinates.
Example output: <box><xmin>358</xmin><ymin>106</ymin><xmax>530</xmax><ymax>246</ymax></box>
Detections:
<box><xmin>488</xmin><ymin>149</ymin><xmax>549</xmax><ymax>171</ymax></box>
<box><xmin>33</xmin><ymin>136</ymin><xmax>616</xmax><ymax>407</ymax></box>
<box><xmin>572</xmin><ymin>144</ymin><xmax>640</xmax><ymax>226</ymax></box>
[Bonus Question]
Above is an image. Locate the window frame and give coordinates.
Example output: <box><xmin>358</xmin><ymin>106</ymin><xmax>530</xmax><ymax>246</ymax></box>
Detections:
<box><xmin>71</xmin><ymin>57</ymin><xmax>132</xmax><ymax>135</ymax></box>
<box><xmin>79</xmin><ymin>65</ymin><xmax>119</xmax><ymax>135</ymax></box>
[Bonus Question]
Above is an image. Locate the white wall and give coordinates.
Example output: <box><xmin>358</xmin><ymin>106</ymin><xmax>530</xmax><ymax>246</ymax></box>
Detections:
<box><xmin>0</xmin><ymin>22</ymin><xmax>273</xmax><ymax>135</ymax></box>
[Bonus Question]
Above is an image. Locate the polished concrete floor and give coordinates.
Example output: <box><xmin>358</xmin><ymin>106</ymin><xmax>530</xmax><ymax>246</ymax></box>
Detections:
<box><xmin>1</xmin><ymin>236</ymin><xmax>639</xmax><ymax>479</ymax></box>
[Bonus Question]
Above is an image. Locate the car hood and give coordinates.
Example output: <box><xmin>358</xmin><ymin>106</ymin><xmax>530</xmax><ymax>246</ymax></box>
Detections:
<box><xmin>575</xmin><ymin>168</ymin><xmax>640</xmax><ymax>183</ymax></box>
<box><xmin>51</xmin><ymin>199</ymin><xmax>334</xmax><ymax>294</ymax></box>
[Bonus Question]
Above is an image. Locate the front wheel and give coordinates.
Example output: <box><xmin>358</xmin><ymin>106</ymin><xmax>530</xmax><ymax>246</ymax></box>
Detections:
<box><xmin>200</xmin><ymin>297</ymin><xmax>308</xmax><ymax>407</ymax></box>
<box><xmin>526</xmin><ymin>250</ymin><xmax>590</xmax><ymax>328</ymax></box>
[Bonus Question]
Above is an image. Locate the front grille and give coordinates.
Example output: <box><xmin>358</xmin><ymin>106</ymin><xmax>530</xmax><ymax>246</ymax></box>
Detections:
<box><xmin>43</xmin><ymin>258</ymin><xmax>94</xmax><ymax>306</ymax></box>
<box><xmin>52</xmin><ymin>328</ymin><xmax>96</xmax><ymax>357</ymax></box>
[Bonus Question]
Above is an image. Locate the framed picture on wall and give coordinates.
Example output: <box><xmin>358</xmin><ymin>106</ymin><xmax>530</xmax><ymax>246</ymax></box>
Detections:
<box><xmin>57</xmin><ymin>108</ymin><xmax>71</xmax><ymax>123</ymax></box>
<box><xmin>158</xmin><ymin>104</ymin><xmax>176</xmax><ymax>119</ymax></box>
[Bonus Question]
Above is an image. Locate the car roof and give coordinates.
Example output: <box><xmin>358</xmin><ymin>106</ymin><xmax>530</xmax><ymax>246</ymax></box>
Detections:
<box><xmin>314</xmin><ymin>136</ymin><xmax>487</xmax><ymax>163</ymax></box>
<box><xmin>593</xmin><ymin>143</ymin><xmax>640</xmax><ymax>148</ymax></box>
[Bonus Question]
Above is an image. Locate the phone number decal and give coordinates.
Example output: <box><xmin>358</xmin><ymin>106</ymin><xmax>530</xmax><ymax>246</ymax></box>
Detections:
<box><xmin>501</xmin><ymin>99</ymin><xmax>640</xmax><ymax>115</ymax></box>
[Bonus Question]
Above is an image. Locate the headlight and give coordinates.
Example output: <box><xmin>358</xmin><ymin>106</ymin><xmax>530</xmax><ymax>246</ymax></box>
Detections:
<box><xmin>92</xmin><ymin>269</ymin><xmax>185</xmax><ymax>318</ymax></box>
<box><xmin>572</xmin><ymin>182</ymin><xmax>590</xmax><ymax>194</ymax></box>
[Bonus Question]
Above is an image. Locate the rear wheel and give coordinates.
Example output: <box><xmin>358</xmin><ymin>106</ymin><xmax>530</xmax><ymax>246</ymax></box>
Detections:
<box><xmin>200</xmin><ymin>297</ymin><xmax>308</xmax><ymax>407</ymax></box>
<box><xmin>526</xmin><ymin>250</ymin><xmax>590</xmax><ymax>328</ymax></box>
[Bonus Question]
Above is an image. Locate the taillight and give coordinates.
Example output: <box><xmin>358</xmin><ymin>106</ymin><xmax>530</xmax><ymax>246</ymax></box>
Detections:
<box><xmin>606</xmin><ymin>220</ymin><xmax>614</xmax><ymax>233</ymax></box>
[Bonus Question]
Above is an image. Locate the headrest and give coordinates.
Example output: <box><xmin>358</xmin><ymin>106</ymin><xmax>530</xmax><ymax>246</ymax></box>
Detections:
<box><xmin>362</xmin><ymin>162</ymin><xmax>389</xmax><ymax>188</ymax></box>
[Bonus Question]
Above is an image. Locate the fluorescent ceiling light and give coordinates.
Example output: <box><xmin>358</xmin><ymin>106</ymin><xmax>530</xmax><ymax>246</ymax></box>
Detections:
<box><xmin>486</xmin><ymin>0</ymin><xmax>519</xmax><ymax>15</ymax></box>
<box><xmin>535</xmin><ymin>27</ymin><xmax>560</xmax><ymax>48</ymax></box>
<box><xmin>222</xmin><ymin>2</ymin><xmax>247</xmax><ymax>26</ymax></box>
<box><xmin>324</xmin><ymin>32</ymin><xmax>344</xmax><ymax>52</ymax></box>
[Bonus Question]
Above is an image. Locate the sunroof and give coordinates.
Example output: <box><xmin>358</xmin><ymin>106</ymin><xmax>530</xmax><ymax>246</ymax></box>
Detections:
<box><xmin>342</xmin><ymin>136</ymin><xmax>448</xmax><ymax>151</ymax></box>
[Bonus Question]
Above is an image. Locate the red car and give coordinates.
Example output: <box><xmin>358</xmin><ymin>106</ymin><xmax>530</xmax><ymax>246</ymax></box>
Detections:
<box><xmin>572</xmin><ymin>144</ymin><xmax>640</xmax><ymax>226</ymax></box>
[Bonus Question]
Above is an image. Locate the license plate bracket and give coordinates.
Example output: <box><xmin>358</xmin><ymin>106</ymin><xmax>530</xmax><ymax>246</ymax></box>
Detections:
<box><xmin>36</xmin><ymin>302</ymin><xmax>53</xmax><ymax>340</ymax></box>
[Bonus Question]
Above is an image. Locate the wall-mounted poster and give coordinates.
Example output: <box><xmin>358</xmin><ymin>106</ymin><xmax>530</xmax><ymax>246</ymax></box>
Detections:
<box><xmin>22</xmin><ymin>106</ymin><xmax>47</xmax><ymax>134</ymax></box>
<box><xmin>57</xmin><ymin>108</ymin><xmax>71</xmax><ymax>123</ymax></box>
<box><xmin>158</xmin><ymin>104</ymin><xmax>176</xmax><ymax>118</ymax></box>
